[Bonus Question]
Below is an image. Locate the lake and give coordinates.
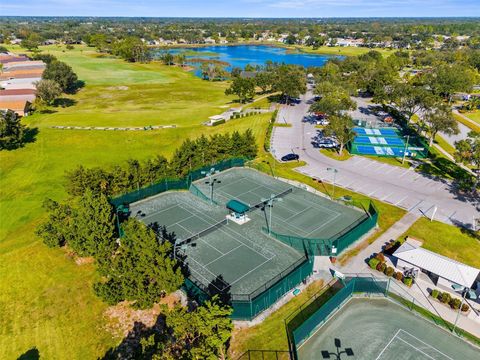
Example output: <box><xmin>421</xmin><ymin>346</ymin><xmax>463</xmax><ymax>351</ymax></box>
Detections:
<box><xmin>153</xmin><ymin>45</ymin><xmax>337</xmax><ymax>76</ymax></box>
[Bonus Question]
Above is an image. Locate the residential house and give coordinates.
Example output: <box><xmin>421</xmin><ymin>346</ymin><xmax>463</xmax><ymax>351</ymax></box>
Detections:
<box><xmin>0</xmin><ymin>99</ymin><xmax>32</xmax><ymax>116</ymax></box>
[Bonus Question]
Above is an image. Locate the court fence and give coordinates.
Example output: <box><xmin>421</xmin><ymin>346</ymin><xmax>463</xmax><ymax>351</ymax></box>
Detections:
<box><xmin>285</xmin><ymin>276</ymin><xmax>390</xmax><ymax>360</ymax></box>
<box><xmin>263</xmin><ymin>200</ymin><xmax>378</xmax><ymax>257</ymax></box>
<box><xmin>183</xmin><ymin>256</ymin><xmax>314</xmax><ymax>320</ymax></box>
<box><xmin>109</xmin><ymin>157</ymin><xmax>247</xmax><ymax>208</ymax></box>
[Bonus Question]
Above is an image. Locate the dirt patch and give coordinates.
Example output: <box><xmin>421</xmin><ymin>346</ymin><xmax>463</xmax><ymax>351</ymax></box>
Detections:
<box><xmin>104</xmin><ymin>292</ymin><xmax>181</xmax><ymax>339</ymax></box>
<box><xmin>74</xmin><ymin>256</ymin><xmax>95</xmax><ymax>265</ymax></box>
<box><xmin>106</xmin><ymin>85</ymin><xmax>129</xmax><ymax>91</ymax></box>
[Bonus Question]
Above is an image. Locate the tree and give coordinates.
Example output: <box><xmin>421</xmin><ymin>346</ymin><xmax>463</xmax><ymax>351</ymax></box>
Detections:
<box><xmin>43</xmin><ymin>60</ymin><xmax>78</xmax><ymax>93</ymax></box>
<box><xmin>387</xmin><ymin>83</ymin><xmax>435</xmax><ymax>123</ymax></box>
<box><xmin>254</xmin><ymin>71</ymin><xmax>273</xmax><ymax>93</ymax></box>
<box><xmin>271</xmin><ymin>65</ymin><xmax>306</xmax><ymax>103</ymax></box>
<box><xmin>225</xmin><ymin>77</ymin><xmax>255</xmax><ymax>103</ymax></box>
<box><xmin>425</xmin><ymin>63</ymin><xmax>477</xmax><ymax>102</ymax></box>
<box><xmin>310</xmin><ymin>82</ymin><xmax>356</xmax><ymax>116</ymax></box>
<box><xmin>174</xmin><ymin>53</ymin><xmax>186</xmax><ymax>66</ymax></box>
<box><xmin>166</xmin><ymin>296</ymin><xmax>233</xmax><ymax>359</ymax></box>
<box><xmin>454</xmin><ymin>131</ymin><xmax>480</xmax><ymax>190</ymax></box>
<box><xmin>422</xmin><ymin>105</ymin><xmax>459</xmax><ymax>146</ymax></box>
<box><xmin>324</xmin><ymin>114</ymin><xmax>355</xmax><ymax>155</ymax></box>
<box><xmin>0</xmin><ymin>110</ymin><xmax>25</xmax><ymax>150</ymax></box>
<box><xmin>70</xmin><ymin>190</ymin><xmax>116</xmax><ymax>258</ymax></box>
<box><xmin>35</xmin><ymin>79</ymin><xmax>62</xmax><ymax>106</ymax></box>
<box><xmin>112</xmin><ymin>36</ymin><xmax>149</xmax><ymax>62</ymax></box>
<box><xmin>94</xmin><ymin>219</ymin><xmax>183</xmax><ymax>308</ymax></box>
<box><xmin>20</xmin><ymin>33</ymin><xmax>41</xmax><ymax>51</ymax></box>
<box><xmin>35</xmin><ymin>199</ymin><xmax>76</xmax><ymax>248</ymax></box>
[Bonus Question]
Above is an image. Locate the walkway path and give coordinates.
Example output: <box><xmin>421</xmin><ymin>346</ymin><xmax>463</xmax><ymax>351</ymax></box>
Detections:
<box><xmin>271</xmin><ymin>90</ymin><xmax>479</xmax><ymax>229</ymax></box>
<box><xmin>330</xmin><ymin>214</ymin><xmax>480</xmax><ymax>338</ymax></box>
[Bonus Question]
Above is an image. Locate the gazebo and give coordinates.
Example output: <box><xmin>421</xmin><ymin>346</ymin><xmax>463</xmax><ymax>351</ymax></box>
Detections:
<box><xmin>226</xmin><ymin>199</ymin><xmax>251</xmax><ymax>224</ymax></box>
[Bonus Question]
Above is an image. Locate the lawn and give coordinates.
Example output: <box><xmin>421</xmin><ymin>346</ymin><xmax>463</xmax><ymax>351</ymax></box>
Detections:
<box><xmin>287</xmin><ymin>45</ymin><xmax>393</xmax><ymax>57</ymax></box>
<box><xmin>229</xmin><ymin>280</ymin><xmax>327</xmax><ymax>358</ymax></box>
<box><xmin>397</xmin><ymin>218</ymin><xmax>480</xmax><ymax>268</ymax></box>
<box><xmin>463</xmin><ymin>111</ymin><xmax>480</xmax><ymax>126</ymax></box>
<box><xmin>0</xmin><ymin>44</ymin><xmax>272</xmax><ymax>359</ymax></box>
<box><xmin>454</xmin><ymin>113</ymin><xmax>480</xmax><ymax>133</ymax></box>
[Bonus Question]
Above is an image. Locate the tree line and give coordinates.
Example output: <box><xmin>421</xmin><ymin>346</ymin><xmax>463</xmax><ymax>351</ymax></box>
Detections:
<box><xmin>65</xmin><ymin>130</ymin><xmax>257</xmax><ymax>197</ymax></box>
<box><xmin>225</xmin><ymin>62</ymin><xmax>306</xmax><ymax>103</ymax></box>
<box><xmin>35</xmin><ymin>130</ymin><xmax>256</xmax><ymax>356</ymax></box>
<box><xmin>310</xmin><ymin>49</ymin><xmax>479</xmax><ymax>191</ymax></box>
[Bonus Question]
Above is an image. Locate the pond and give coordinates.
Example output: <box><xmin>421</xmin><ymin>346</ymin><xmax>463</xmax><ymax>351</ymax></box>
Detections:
<box><xmin>152</xmin><ymin>45</ymin><xmax>338</xmax><ymax>76</ymax></box>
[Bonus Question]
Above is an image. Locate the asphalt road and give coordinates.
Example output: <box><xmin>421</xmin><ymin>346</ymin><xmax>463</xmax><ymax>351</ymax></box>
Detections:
<box><xmin>271</xmin><ymin>89</ymin><xmax>479</xmax><ymax>229</ymax></box>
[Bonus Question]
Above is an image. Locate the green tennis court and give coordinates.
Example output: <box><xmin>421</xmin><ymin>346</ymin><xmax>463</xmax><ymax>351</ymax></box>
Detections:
<box><xmin>193</xmin><ymin>168</ymin><xmax>366</xmax><ymax>240</ymax></box>
<box><xmin>297</xmin><ymin>298</ymin><xmax>479</xmax><ymax>360</ymax></box>
<box><xmin>130</xmin><ymin>190</ymin><xmax>305</xmax><ymax>297</ymax></box>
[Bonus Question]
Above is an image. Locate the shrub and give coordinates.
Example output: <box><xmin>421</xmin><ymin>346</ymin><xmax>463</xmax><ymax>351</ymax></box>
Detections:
<box><xmin>385</xmin><ymin>266</ymin><xmax>395</xmax><ymax>277</ymax></box>
<box><xmin>449</xmin><ymin>298</ymin><xmax>462</xmax><ymax>310</ymax></box>
<box><xmin>375</xmin><ymin>253</ymin><xmax>385</xmax><ymax>262</ymax></box>
<box><xmin>377</xmin><ymin>262</ymin><xmax>387</xmax><ymax>273</ymax></box>
<box><xmin>461</xmin><ymin>303</ymin><xmax>470</xmax><ymax>312</ymax></box>
<box><xmin>394</xmin><ymin>272</ymin><xmax>403</xmax><ymax>281</ymax></box>
<box><xmin>431</xmin><ymin>289</ymin><xmax>439</xmax><ymax>299</ymax></box>
<box><xmin>403</xmin><ymin>277</ymin><xmax>413</xmax><ymax>287</ymax></box>
<box><xmin>368</xmin><ymin>258</ymin><xmax>380</xmax><ymax>270</ymax></box>
<box><xmin>441</xmin><ymin>292</ymin><xmax>451</xmax><ymax>304</ymax></box>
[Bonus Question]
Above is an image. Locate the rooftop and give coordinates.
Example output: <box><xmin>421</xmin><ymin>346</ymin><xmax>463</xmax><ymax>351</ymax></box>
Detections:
<box><xmin>394</xmin><ymin>240</ymin><xmax>480</xmax><ymax>288</ymax></box>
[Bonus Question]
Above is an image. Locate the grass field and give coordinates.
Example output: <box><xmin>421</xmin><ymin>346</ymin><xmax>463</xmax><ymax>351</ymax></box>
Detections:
<box><xmin>397</xmin><ymin>218</ymin><xmax>480</xmax><ymax>268</ymax></box>
<box><xmin>0</xmin><ymin>44</ymin><xmax>272</xmax><ymax>359</ymax></box>
<box><xmin>463</xmin><ymin>111</ymin><xmax>480</xmax><ymax>125</ymax></box>
<box><xmin>287</xmin><ymin>45</ymin><xmax>393</xmax><ymax>57</ymax></box>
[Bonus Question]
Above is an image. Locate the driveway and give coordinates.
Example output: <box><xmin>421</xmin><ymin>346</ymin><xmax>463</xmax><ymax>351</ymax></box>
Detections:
<box><xmin>271</xmin><ymin>90</ymin><xmax>479</xmax><ymax>229</ymax></box>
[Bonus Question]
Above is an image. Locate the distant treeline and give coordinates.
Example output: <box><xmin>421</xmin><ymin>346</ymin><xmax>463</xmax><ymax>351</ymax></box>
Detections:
<box><xmin>66</xmin><ymin>129</ymin><xmax>257</xmax><ymax>197</ymax></box>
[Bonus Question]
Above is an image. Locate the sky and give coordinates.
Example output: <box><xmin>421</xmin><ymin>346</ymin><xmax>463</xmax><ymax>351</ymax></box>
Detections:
<box><xmin>1</xmin><ymin>0</ymin><xmax>480</xmax><ymax>18</ymax></box>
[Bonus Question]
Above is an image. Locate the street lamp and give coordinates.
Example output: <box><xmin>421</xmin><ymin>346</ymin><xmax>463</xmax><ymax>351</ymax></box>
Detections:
<box><xmin>327</xmin><ymin>167</ymin><xmax>338</xmax><ymax>200</ymax></box>
<box><xmin>321</xmin><ymin>338</ymin><xmax>354</xmax><ymax>359</ymax></box>
<box><xmin>202</xmin><ymin>168</ymin><xmax>221</xmax><ymax>205</ymax></box>
<box><xmin>262</xmin><ymin>194</ymin><xmax>283</xmax><ymax>235</ymax></box>
<box><xmin>402</xmin><ymin>135</ymin><xmax>410</xmax><ymax>165</ymax></box>
<box><xmin>452</xmin><ymin>285</ymin><xmax>477</xmax><ymax>334</ymax></box>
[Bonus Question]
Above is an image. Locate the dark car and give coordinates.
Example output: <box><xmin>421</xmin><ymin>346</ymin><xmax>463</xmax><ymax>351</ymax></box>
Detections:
<box><xmin>281</xmin><ymin>153</ymin><xmax>300</xmax><ymax>161</ymax></box>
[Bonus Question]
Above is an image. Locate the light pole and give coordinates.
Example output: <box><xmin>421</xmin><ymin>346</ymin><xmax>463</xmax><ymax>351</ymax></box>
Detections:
<box><xmin>321</xmin><ymin>338</ymin><xmax>354</xmax><ymax>359</ymax></box>
<box><xmin>327</xmin><ymin>167</ymin><xmax>338</xmax><ymax>200</ymax></box>
<box><xmin>402</xmin><ymin>135</ymin><xmax>410</xmax><ymax>165</ymax></box>
<box><xmin>452</xmin><ymin>286</ymin><xmax>477</xmax><ymax>334</ymax></box>
<box><xmin>271</xmin><ymin>149</ymin><xmax>276</xmax><ymax>178</ymax></box>
<box><xmin>202</xmin><ymin>167</ymin><xmax>221</xmax><ymax>205</ymax></box>
<box><xmin>262</xmin><ymin>194</ymin><xmax>283</xmax><ymax>235</ymax></box>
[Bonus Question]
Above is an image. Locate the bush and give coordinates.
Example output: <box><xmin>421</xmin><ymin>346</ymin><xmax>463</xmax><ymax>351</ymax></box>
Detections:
<box><xmin>449</xmin><ymin>298</ymin><xmax>462</xmax><ymax>310</ymax></box>
<box><xmin>377</xmin><ymin>262</ymin><xmax>387</xmax><ymax>273</ymax></box>
<box><xmin>403</xmin><ymin>277</ymin><xmax>413</xmax><ymax>287</ymax></box>
<box><xmin>368</xmin><ymin>257</ymin><xmax>380</xmax><ymax>270</ymax></box>
<box><xmin>375</xmin><ymin>253</ymin><xmax>386</xmax><ymax>262</ymax></box>
<box><xmin>211</xmin><ymin>119</ymin><xmax>226</xmax><ymax>126</ymax></box>
<box><xmin>394</xmin><ymin>272</ymin><xmax>403</xmax><ymax>281</ymax></box>
<box><xmin>385</xmin><ymin>266</ymin><xmax>395</xmax><ymax>277</ymax></box>
<box><xmin>461</xmin><ymin>303</ymin><xmax>470</xmax><ymax>312</ymax></box>
<box><xmin>441</xmin><ymin>292</ymin><xmax>451</xmax><ymax>304</ymax></box>
<box><xmin>431</xmin><ymin>289</ymin><xmax>439</xmax><ymax>299</ymax></box>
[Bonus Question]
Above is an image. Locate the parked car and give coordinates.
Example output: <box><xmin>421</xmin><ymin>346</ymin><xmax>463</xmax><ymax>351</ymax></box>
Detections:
<box><xmin>281</xmin><ymin>153</ymin><xmax>300</xmax><ymax>161</ymax></box>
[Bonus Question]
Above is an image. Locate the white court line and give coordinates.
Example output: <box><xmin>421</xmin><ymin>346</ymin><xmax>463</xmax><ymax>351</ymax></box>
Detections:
<box><xmin>304</xmin><ymin>212</ymin><xmax>342</xmax><ymax>236</ymax></box>
<box><xmin>220</xmin><ymin>254</ymin><xmax>272</xmax><ymax>287</ymax></box>
<box><xmin>395</xmin><ymin>337</ymin><xmax>437</xmax><ymax>360</ymax></box>
<box><xmin>203</xmin><ymin>244</ymin><xmax>243</xmax><ymax>267</ymax></box>
<box><xmin>375</xmin><ymin>329</ymin><xmax>402</xmax><ymax>360</ymax></box>
<box><xmin>138</xmin><ymin>202</ymin><xmax>185</xmax><ymax>222</ymax></box>
<box><xmin>397</xmin><ymin>329</ymin><xmax>454</xmax><ymax>360</ymax></box>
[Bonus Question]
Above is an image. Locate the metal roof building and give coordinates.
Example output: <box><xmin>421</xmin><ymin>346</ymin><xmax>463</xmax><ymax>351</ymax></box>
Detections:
<box><xmin>393</xmin><ymin>240</ymin><xmax>480</xmax><ymax>288</ymax></box>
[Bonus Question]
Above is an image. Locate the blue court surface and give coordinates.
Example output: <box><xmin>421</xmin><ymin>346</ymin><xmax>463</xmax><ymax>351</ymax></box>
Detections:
<box><xmin>356</xmin><ymin>145</ymin><xmax>404</xmax><ymax>156</ymax></box>
<box><xmin>353</xmin><ymin>127</ymin><xmax>400</xmax><ymax>137</ymax></box>
<box><xmin>355</xmin><ymin>136</ymin><xmax>405</xmax><ymax>146</ymax></box>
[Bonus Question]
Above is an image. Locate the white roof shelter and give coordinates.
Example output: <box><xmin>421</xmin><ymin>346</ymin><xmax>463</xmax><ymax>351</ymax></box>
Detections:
<box><xmin>394</xmin><ymin>240</ymin><xmax>480</xmax><ymax>288</ymax></box>
<box><xmin>208</xmin><ymin>115</ymin><xmax>224</xmax><ymax>121</ymax></box>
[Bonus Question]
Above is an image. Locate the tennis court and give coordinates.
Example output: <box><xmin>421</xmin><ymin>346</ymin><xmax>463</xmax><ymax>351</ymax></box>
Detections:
<box><xmin>130</xmin><ymin>190</ymin><xmax>305</xmax><ymax>297</ymax></box>
<box><xmin>297</xmin><ymin>298</ymin><xmax>479</xmax><ymax>360</ymax></box>
<box><xmin>353</xmin><ymin>127</ymin><xmax>400</xmax><ymax>137</ymax></box>
<box><xmin>193</xmin><ymin>167</ymin><xmax>366</xmax><ymax>240</ymax></box>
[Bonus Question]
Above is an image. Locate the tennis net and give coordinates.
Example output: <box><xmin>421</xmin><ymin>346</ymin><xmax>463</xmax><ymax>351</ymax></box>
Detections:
<box><xmin>248</xmin><ymin>187</ymin><xmax>294</xmax><ymax>211</ymax></box>
<box><xmin>176</xmin><ymin>218</ymin><xmax>228</xmax><ymax>248</ymax></box>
